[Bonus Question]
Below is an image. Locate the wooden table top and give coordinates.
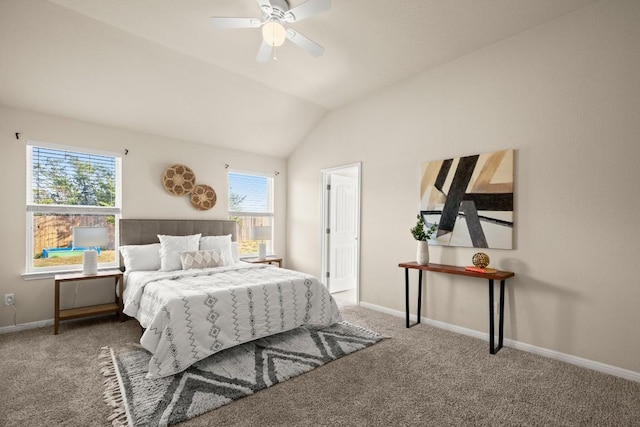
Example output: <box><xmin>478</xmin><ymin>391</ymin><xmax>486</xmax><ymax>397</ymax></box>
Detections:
<box><xmin>398</xmin><ymin>262</ymin><xmax>514</xmax><ymax>280</ymax></box>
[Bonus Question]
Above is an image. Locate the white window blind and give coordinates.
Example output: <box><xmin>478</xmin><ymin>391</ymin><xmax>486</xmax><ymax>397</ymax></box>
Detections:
<box><xmin>28</xmin><ymin>145</ymin><xmax>118</xmax><ymax>208</ymax></box>
<box><xmin>25</xmin><ymin>142</ymin><xmax>121</xmax><ymax>274</ymax></box>
<box><xmin>228</xmin><ymin>171</ymin><xmax>273</xmax><ymax>216</ymax></box>
<box><xmin>228</xmin><ymin>171</ymin><xmax>274</xmax><ymax>257</ymax></box>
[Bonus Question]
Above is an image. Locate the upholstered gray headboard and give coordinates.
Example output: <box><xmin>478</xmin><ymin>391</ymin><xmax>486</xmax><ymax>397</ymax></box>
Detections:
<box><xmin>119</xmin><ymin>219</ymin><xmax>237</xmax><ymax>268</ymax></box>
<box><xmin>120</xmin><ymin>219</ymin><xmax>237</xmax><ymax>246</ymax></box>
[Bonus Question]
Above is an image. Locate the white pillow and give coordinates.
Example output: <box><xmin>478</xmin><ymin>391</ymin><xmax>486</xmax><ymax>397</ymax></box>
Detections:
<box><xmin>119</xmin><ymin>243</ymin><xmax>161</xmax><ymax>272</ymax></box>
<box><xmin>180</xmin><ymin>249</ymin><xmax>223</xmax><ymax>270</ymax></box>
<box><xmin>158</xmin><ymin>234</ymin><xmax>201</xmax><ymax>271</ymax></box>
<box><xmin>199</xmin><ymin>235</ymin><xmax>234</xmax><ymax>266</ymax></box>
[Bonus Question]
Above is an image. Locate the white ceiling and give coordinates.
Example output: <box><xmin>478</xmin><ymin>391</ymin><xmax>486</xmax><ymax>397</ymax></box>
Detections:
<box><xmin>0</xmin><ymin>0</ymin><xmax>597</xmax><ymax>157</ymax></box>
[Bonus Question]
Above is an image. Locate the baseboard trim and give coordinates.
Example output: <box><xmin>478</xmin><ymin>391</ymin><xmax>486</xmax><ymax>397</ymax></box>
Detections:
<box><xmin>0</xmin><ymin>313</ymin><xmax>114</xmax><ymax>335</ymax></box>
<box><xmin>359</xmin><ymin>301</ymin><xmax>640</xmax><ymax>383</ymax></box>
<box><xmin>0</xmin><ymin>318</ymin><xmax>53</xmax><ymax>334</ymax></box>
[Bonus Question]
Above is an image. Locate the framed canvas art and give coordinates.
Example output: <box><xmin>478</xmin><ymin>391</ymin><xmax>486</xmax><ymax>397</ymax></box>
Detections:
<box><xmin>420</xmin><ymin>149</ymin><xmax>514</xmax><ymax>249</ymax></box>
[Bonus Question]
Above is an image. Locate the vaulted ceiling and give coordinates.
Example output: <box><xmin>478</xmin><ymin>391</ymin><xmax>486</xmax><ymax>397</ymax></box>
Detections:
<box><xmin>0</xmin><ymin>0</ymin><xmax>597</xmax><ymax>157</ymax></box>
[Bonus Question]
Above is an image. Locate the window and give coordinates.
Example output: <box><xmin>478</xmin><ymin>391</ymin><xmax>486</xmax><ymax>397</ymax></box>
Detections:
<box><xmin>228</xmin><ymin>171</ymin><xmax>274</xmax><ymax>257</ymax></box>
<box><xmin>26</xmin><ymin>142</ymin><xmax>121</xmax><ymax>274</ymax></box>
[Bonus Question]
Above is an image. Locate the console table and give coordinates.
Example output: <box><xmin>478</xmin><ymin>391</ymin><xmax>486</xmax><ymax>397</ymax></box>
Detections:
<box><xmin>398</xmin><ymin>262</ymin><xmax>515</xmax><ymax>354</ymax></box>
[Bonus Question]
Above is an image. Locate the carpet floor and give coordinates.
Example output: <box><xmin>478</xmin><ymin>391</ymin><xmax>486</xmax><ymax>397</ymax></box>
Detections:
<box><xmin>1</xmin><ymin>304</ymin><xmax>639</xmax><ymax>426</ymax></box>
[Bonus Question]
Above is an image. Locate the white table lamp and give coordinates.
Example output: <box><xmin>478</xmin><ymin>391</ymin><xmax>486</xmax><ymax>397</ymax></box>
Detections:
<box><xmin>251</xmin><ymin>226</ymin><xmax>272</xmax><ymax>260</ymax></box>
<box><xmin>73</xmin><ymin>226</ymin><xmax>109</xmax><ymax>275</ymax></box>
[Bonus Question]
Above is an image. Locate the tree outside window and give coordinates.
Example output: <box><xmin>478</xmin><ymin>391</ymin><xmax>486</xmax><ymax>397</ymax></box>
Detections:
<box><xmin>26</xmin><ymin>143</ymin><xmax>121</xmax><ymax>273</ymax></box>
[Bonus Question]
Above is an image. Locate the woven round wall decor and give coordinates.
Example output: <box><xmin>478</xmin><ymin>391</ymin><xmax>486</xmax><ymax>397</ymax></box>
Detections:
<box><xmin>190</xmin><ymin>184</ymin><xmax>217</xmax><ymax>211</ymax></box>
<box><xmin>162</xmin><ymin>164</ymin><xmax>196</xmax><ymax>196</ymax></box>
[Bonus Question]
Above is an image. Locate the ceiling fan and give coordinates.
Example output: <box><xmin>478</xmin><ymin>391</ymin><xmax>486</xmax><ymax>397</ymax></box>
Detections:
<box><xmin>211</xmin><ymin>0</ymin><xmax>331</xmax><ymax>62</ymax></box>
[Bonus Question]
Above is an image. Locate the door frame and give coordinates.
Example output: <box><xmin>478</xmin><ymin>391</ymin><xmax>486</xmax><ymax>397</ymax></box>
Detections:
<box><xmin>320</xmin><ymin>162</ymin><xmax>361</xmax><ymax>303</ymax></box>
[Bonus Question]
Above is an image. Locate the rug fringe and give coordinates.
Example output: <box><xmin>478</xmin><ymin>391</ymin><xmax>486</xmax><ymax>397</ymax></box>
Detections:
<box><xmin>100</xmin><ymin>346</ymin><xmax>129</xmax><ymax>427</ymax></box>
<box><xmin>107</xmin><ymin>407</ymin><xmax>128</xmax><ymax>426</ymax></box>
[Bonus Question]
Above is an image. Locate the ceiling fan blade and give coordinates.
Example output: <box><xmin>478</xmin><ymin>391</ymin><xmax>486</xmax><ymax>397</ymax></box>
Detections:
<box><xmin>256</xmin><ymin>41</ymin><xmax>273</xmax><ymax>62</ymax></box>
<box><xmin>283</xmin><ymin>0</ymin><xmax>331</xmax><ymax>22</ymax></box>
<box><xmin>211</xmin><ymin>17</ymin><xmax>261</xmax><ymax>29</ymax></box>
<box><xmin>286</xmin><ymin>29</ymin><xmax>324</xmax><ymax>57</ymax></box>
<box><xmin>256</xmin><ymin>0</ymin><xmax>273</xmax><ymax>15</ymax></box>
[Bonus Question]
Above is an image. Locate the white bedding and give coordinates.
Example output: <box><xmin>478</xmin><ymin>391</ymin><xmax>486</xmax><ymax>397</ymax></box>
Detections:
<box><xmin>123</xmin><ymin>263</ymin><xmax>342</xmax><ymax>378</ymax></box>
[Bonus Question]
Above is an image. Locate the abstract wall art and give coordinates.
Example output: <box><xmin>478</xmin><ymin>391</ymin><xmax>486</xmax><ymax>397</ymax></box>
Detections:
<box><xmin>420</xmin><ymin>149</ymin><xmax>514</xmax><ymax>249</ymax></box>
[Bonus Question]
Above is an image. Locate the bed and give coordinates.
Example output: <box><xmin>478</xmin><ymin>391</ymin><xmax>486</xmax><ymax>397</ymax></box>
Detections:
<box><xmin>119</xmin><ymin>219</ymin><xmax>342</xmax><ymax>379</ymax></box>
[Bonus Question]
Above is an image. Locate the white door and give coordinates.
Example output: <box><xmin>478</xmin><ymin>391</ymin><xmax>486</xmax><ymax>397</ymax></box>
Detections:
<box><xmin>328</xmin><ymin>173</ymin><xmax>358</xmax><ymax>293</ymax></box>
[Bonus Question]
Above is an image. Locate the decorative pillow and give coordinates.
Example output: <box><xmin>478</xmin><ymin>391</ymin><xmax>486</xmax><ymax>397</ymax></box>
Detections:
<box><xmin>199</xmin><ymin>235</ymin><xmax>234</xmax><ymax>266</ymax></box>
<box><xmin>180</xmin><ymin>250</ymin><xmax>223</xmax><ymax>270</ymax></box>
<box><xmin>158</xmin><ymin>234</ymin><xmax>201</xmax><ymax>271</ymax></box>
<box><xmin>119</xmin><ymin>243</ymin><xmax>161</xmax><ymax>271</ymax></box>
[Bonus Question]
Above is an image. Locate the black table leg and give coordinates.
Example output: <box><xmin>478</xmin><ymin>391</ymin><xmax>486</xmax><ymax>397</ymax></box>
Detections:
<box><xmin>489</xmin><ymin>279</ymin><xmax>495</xmax><ymax>354</ymax></box>
<box><xmin>488</xmin><ymin>278</ymin><xmax>505</xmax><ymax>354</ymax></box>
<box><xmin>405</xmin><ymin>268</ymin><xmax>410</xmax><ymax>328</ymax></box>
<box><xmin>499</xmin><ymin>279</ymin><xmax>505</xmax><ymax>350</ymax></box>
<box><xmin>417</xmin><ymin>269</ymin><xmax>422</xmax><ymax>325</ymax></box>
<box><xmin>405</xmin><ymin>268</ymin><xmax>423</xmax><ymax>328</ymax></box>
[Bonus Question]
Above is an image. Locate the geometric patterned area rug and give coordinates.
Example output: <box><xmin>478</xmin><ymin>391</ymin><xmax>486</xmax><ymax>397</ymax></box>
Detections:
<box><xmin>100</xmin><ymin>322</ymin><xmax>385</xmax><ymax>427</ymax></box>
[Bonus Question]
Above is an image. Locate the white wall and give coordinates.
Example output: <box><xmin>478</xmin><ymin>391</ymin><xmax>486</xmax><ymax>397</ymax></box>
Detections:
<box><xmin>0</xmin><ymin>105</ymin><xmax>286</xmax><ymax>328</ymax></box>
<box><xmin>287</xmin><ymin>0</ymin><xmax>640</xmax><ymax>373</ymax></box>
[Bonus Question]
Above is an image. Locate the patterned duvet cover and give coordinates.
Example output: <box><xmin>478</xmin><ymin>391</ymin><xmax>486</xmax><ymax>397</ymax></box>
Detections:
<box><xmin>123</xmin><ymin>263</ymin><xmax>342</xmax><ymax>378</ymax></box>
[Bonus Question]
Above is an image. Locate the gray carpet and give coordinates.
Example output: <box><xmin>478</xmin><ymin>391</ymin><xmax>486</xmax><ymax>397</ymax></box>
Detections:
<box><xmin>1</xmin><ymin>305</ymin><xmax>639</xmax><ymax>426</ymax></box>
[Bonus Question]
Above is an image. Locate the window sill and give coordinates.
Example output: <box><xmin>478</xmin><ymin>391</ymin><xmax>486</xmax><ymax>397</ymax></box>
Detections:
<box><xmin>22</xmin><ymin>267</ymin><xmax>121</xmax><ymax>281</ymax></box>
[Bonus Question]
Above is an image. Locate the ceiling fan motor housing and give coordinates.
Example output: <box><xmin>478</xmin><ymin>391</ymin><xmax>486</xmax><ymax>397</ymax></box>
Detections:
<box><xmin>264</xmin><ymin>0</ymin><xmax>290</xmax><ymax>22</ymax></box>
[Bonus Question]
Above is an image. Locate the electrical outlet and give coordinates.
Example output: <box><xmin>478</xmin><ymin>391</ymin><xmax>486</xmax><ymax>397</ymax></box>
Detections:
<box><xmin>4</xmin><ymin>293</ymin><xmax>15</xmax><ymax>306</ymax></box>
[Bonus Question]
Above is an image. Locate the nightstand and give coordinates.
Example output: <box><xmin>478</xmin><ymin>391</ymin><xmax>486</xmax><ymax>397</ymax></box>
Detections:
<box><xmin>54</xmin><ymin>269</ymin><xmax>124</xmax><ymax>335</ymax></box>
<box><xmin>241</xmin><ymin>256</ymin><xmax>283</xmax><ymax>268</ymax></box>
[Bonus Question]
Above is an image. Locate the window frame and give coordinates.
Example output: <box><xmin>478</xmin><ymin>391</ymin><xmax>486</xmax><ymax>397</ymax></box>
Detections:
<box><xmin>24</xmin><ymin>140</ymin><xmax>122</xmax><ymax>277</ymax></box>
<box><xmin>227</xmin><ymin>169</ymin><xmax>275</xmax><ymax>257</ymax></box>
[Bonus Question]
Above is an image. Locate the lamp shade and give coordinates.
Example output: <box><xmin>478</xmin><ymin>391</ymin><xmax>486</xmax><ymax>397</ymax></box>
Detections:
<box><xmin>73</xmin><ymin>226</ymin><xmax>109</xmax><ymax>248</ymax></box>
<box><xmin>82</xmin><ymin>249</ymin><xmax>98</xmax><ymax>275</ymax></box>
<box><xmin>251</xmin><ymin>225</ymin><xmax>272</xmax><ymax>241</ymax></box>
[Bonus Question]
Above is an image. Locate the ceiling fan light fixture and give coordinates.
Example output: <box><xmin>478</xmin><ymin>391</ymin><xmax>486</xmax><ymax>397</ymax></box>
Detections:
<box><xmin>262</xmin><ymin>21</ymin><xmax>287</xmax><ymax>47</ymax></box>
<box><xmin>211</xmin><ymin>0</ymin><xmax>331</xmax><ymax>61</ymax></box>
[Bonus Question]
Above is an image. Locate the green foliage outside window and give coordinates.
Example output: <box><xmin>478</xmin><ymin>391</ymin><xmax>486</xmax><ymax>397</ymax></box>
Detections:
<box><xmin>28</xmin><ymin>145</ymin><xmax>120</xmax><ymax>270</ymax></box>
